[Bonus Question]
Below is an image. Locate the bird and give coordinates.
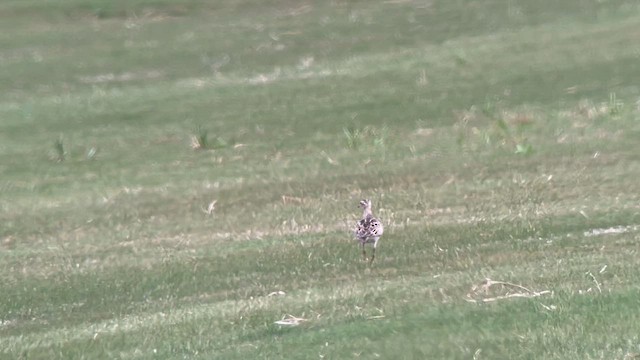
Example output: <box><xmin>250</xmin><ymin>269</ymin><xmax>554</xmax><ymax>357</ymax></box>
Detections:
<box><xmin>354</xmin><ymin>199</ymin><xmax>384</xmax><ymax>264</ymax></box>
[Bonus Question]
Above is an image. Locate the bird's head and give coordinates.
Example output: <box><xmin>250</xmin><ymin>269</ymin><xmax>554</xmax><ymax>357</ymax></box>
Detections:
<box><xmin>359</xmin><ymin>199</ymin><xmax>372</xmax><ymax>209</ymax></box>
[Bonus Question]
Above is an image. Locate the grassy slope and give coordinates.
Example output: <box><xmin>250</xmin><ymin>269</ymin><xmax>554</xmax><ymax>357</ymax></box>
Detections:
<box><xmin>1</xmin><ymin>0</ymin><xmax>640</xmax><ymax>358</ymax></box>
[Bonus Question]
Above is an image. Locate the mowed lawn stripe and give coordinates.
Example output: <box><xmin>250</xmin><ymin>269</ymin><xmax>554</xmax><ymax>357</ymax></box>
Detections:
<box><xmin>4</xmin><ymin>261</ymin><xmax>640</xmax><ymax>358</ymax></box>
<box><xmin>2</xmin><ymin>209</ymin><xmax>639</xmax><ymax>341</ymax></box>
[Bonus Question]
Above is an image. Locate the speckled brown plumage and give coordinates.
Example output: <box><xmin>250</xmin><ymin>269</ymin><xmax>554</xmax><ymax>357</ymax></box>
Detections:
<box><xmin>354</xmin><ymin>199</ymin><xmax>383</xmax><ymax>264</ymax></box>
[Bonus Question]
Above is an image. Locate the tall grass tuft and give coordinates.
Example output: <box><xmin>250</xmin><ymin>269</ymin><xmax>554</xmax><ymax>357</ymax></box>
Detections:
<box><xmin>608</xmin><ymin>92</ymin><xmax>623</xmax><ymax>116</ymax></box>
<box><xmin>343</xmin><ymin>125</ymin><xmax>389</xmax><ymax>153</ymax></box>
<box><xmin>343</xmin><ymin>126</ymin><xmax>362</xmax><ymax>150</ymax></box>
<box><xmin>53</xmin><ymin>135</ymin><xmax>66</xmax><ymax>162</ymax></box>
<box><xmin>191</xmin><ymin>125</ymin><xmax>210</xmax><ymax>150</ymax></box>
<box><xmin>191</xmin><ymin>125</ymin><xmax>229</xmax><ymax>150</ymax></box>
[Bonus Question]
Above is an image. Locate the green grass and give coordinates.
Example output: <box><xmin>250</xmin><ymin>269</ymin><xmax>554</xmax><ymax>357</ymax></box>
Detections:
<box><xmin>2</xmin><ymin>0</ymin><xmax>640</xmax><ymax>358</ymax></box>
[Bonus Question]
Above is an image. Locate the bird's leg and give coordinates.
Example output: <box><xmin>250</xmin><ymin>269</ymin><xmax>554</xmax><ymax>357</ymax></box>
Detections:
<box><xmin>361</xmin><ymin>243</ymin><xmax>368</xmax><ymax>261</ymax></box>
<box><xmin>369</xmin><ymin>238</ymin><xmax>379</xmax><ymax>265</ymax></box>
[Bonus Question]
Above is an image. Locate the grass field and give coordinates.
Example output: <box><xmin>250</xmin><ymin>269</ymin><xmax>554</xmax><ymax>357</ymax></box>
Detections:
<box><xmin>2</xmin><ymin>0</ymin><xmax>640</xmax><ymax>358</ymax></box>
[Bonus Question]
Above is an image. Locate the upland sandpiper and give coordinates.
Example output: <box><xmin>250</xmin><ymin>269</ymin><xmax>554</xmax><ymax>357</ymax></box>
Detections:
<box><xmin>354</xmin><ymin>199</ymin><xmax>384</xmax><ymax>264</ymax></box>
